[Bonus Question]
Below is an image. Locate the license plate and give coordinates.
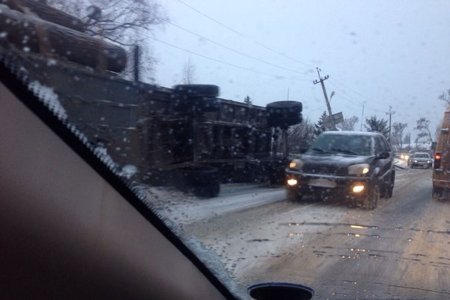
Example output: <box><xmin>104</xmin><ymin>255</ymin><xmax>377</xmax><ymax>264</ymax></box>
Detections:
<box><xmin>308</xmin><ymin>178</ymin><xmax>336</xmax><ymax>188</ymax></box>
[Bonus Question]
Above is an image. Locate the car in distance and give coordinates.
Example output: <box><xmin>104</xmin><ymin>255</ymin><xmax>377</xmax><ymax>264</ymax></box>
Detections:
<box><xmin>285</xmin><ymin>131</ymin><xmax>395</xmax><ymax>209</ymax></box>
<box><xmin>398</xmin><ymin>151</ymin><xmax>410</xmax><ymax>162</ymax></box>
<box><xmin>408</xmin><ymin>152</ymin><xmax>433</xmax><ymax>168</ymax></box>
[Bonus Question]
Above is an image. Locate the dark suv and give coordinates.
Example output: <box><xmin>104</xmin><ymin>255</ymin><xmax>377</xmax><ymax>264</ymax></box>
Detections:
<box><xmin>285</xmin><ymin>131</ymin><xmax>395</xmax><ymax>209</ymax></box>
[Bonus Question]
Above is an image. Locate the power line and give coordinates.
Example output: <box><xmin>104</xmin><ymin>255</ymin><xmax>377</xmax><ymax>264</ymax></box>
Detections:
<box><xmin>327</xmin><ymin>79</ymin><xmax>385</xmax><ymax>114</ymax></box>
<box><xmin>329</xmin><ymin>77</ymin><xmax>384</xmax><ymax>112</ymax></box>
<box><xmin>327</xmin><ymin>81</ymin><xmax>364</xmax><ymax>106</ymax></box>
<box><xmin>167</xmin><ymin>21</ymin><xmax>310</xmax><ymax>77</ymax></box>
<box><xmin>150</xmin><ymin>36</ymin><xmax>304</xmax><ymax>80</ymax></box>
<box><xmin>172</xmin><ymin>0</ymin><xmax>244</xmax><ymax>37</ymax></box>
<box><xmin>171</xmin><ymin>0</ymin><xmax>315</xmax><ymax>68</ymax></box>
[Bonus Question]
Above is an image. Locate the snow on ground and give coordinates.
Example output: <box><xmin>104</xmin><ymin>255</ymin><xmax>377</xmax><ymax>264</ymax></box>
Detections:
<box><xmin>394</xmin><ymin>158</ymin><xmax>408</xmax><ymax>169</ymax></box>
<box><xmin>136</xmin><ymin>183</ymin><xmax>286</xmax><ymax>225</ymax></box>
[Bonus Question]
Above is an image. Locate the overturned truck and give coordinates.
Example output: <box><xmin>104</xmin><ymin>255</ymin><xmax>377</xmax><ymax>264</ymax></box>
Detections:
<box><xmin>0</xmin><ymin>2</ymin><xmax>302</xmax><ymax>197</ymax></box>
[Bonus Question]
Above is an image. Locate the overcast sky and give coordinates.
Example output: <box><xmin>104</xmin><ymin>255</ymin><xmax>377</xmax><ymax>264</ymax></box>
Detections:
<box><xmin>150</xmin><ymin>0</ymin><xmax>450</xmax><ymax>139</ymax></box>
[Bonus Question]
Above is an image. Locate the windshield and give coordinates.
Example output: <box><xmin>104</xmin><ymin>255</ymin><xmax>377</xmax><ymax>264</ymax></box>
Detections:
<box><xmin>2</xmin><ymin>1</ymin><xmax>450</xmax><ymax>299</ymax></box>
<box><xmin>308</xmin><ymin>134</ymin><xmax>373</xmax><ymax>156</ymax></box>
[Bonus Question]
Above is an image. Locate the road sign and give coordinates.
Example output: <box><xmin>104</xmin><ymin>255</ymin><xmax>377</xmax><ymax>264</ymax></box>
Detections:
<box><xmin>332</xmin><ymin>112</ymin><xmax>344</xmax><ymax>124</ymax></box>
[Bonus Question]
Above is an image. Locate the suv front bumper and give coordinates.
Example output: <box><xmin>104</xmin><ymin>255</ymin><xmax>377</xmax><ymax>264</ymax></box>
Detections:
<box><xmin>285</xmin><ymin>170</ymin><xmax>371</xmax><ymax>198</ymax></box>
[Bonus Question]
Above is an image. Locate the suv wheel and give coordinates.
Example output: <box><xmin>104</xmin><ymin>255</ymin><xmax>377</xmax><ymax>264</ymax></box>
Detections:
<box><xmin>364</xmin><ymin>184</ymin><xmax>379</xmax><ymax>210</ymax></box>
<box><xmin>286</xmin><ymin>189</ymin><xmax>303</xmax><ymax>202</ymax></box>
<box><xmin>381</xmin><ymin>173</ymin><xmax>395</xmax><ymax>199</ymax></box>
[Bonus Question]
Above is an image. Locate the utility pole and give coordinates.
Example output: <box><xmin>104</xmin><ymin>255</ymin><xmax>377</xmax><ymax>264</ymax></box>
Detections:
<box><xmin>360</xmin><ymin>102</ymin><xmax>365</xmax><ymax>131</ymax></box>
<box><xmin>133</xmin><ymin>44</ymin><xmax>140</xmax><ymax>82</ymax></box>
<box><xmin>313</xmin><ymin>67</ymin><xmax>332</xmax><ymax>116</ymax></box>
<box><xmin>386</xmin><ymin>105</ymin><xmax>395</xmax><ymax>144</ymax></box>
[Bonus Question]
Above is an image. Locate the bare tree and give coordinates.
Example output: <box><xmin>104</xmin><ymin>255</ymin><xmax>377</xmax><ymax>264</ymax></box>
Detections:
<box><xmin>391</xmin><ymin>122</ymin><xmax>407</xmax><ymax>149</ymax></box>
<box><xmin>181</xmin><ymin>59</ymin><xmax>196</xmax><ymax>84</ymax></box>
<box><xmin>414</xmin><ymin>117</ymin><xmax>432</xmax><ymax>143</ymax></box>
<box><xmin>46</xmin><ymin>0</ymin><xmax>167</xmax><ymax>79</ymax></box>
<box><xmin>337</xmin><ymin>115</ymin><xmax>359</xmax><ymax>131</ymax></box>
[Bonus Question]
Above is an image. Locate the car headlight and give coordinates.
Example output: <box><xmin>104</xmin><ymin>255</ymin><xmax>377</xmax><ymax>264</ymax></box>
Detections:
<box><xmin>348</xmin><ymin>163</ymin><xmax>370</xmax><ymax>176</ymax></box>
<box><xmin>289</xmin><ymin>159</ymin><xmax>304</xmax><ymax>170</ymax></box>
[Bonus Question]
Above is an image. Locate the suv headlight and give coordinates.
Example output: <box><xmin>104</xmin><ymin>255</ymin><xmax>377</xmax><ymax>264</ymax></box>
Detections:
<box><xmin>348</xmin><ymin>163</ymin><xmax>370</xmax><ymax>176</ymax></box>
<box><xmin>289</xmin><ymin>159</ymin><xmax>304</xmax><ymax>170</ymax></box>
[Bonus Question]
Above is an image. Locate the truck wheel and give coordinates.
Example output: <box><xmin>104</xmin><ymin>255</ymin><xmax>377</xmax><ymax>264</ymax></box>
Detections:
<box><xmin>266</xmin><ymin>101</ymin><xmax>302</xmax><ymax>128</ymax></box>
<box><xmin>172</xmin><ymin>84</ymin><xmax>220</xmax><ymax>112</ymax></box>
<box><xmin>173</xmin><ymin>84</ymin><xmax>219</xmax><ymax>97</ymax></box>
<box><xmin>364</xmin><ymin>184</ymin><xmax>379</xmax><ymax>210</ymax></box>
<box><xmin>173</xmin><ymin>167</ymin><xmax>220</xmax><ymax>198</ymax></box>
<box><xmin>286</xmin><ymin>189</ymin><xmax>303</xmax><ymax>202</ymax></box>
<box><xmin>194</xmin><ymin>182</ymin><xmax>220</xmax><ymax>198</ymax></box>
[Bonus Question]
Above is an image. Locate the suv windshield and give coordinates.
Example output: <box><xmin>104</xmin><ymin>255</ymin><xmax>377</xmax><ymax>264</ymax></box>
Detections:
<box><xmin>414</xmin><ymin>153</ymin><xmax>430</xmax><ymax>159</ymax></box>
<box><xmin>308</xmin><ymin>134</ymin><xmax>373</xmax><ymax>156</ymax></box>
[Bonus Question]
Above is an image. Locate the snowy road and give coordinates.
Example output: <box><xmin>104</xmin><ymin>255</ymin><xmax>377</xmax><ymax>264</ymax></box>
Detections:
<box><xmin>145</xmin><ymin>161</ymin><xmax>450</xmax><ymax>299</ymax></box>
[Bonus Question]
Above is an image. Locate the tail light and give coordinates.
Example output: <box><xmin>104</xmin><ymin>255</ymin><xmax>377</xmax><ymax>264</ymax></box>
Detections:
<box><xmin>434</xmin><ymin>153</ymin><xmax>441</xmax><ymax>169</ymax></box>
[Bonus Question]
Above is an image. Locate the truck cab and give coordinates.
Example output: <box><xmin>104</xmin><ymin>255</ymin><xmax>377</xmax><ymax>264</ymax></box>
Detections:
<box><xmin>432</xmin><ymin>111</ymin><xmax>450</xmax><ymax>199</ymax></box>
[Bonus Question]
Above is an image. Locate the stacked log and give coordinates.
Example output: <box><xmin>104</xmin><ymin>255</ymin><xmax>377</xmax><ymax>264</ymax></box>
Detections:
<box><xmin>0</xmin><ymin>2</ymin><xmax>127</xmax><ymax>72</ymax></box>
<box><xmin>1</xmin><ymin>0</ymin><xmax>85</xmax><ymax>32</ymax></box>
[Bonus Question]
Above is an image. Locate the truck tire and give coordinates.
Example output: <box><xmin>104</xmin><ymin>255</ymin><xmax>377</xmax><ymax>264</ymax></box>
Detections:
<box><xmin>364</xmin><ymin>184</ymin><xmax>379</xmax><ymax>210</ymax></box>
<box><xmin>173</xmin><ymin>84</ymin><xmax>219</xmax><ymax>97</ymax></box>
<box><xmin>172</xmin><ymin>84</ymin><xmax>220</xmax><ymax>113</ymax></box>
<box><xmin>268</xmin><ymin>158</ymin><xmax>289</xmax><ymax>186</ymax></box>
<box><xmin>194</xmin><ymin>182</ymin><xmax>220</xmax><ymax>198</ymax></box>
<box><xmin>173</xmin><ymin>167</ymin><xmax>220</xmax><ymax>198</ymax></box>
<box><xmin>266</xmin><ymin>101</ymin><xmax>302</xmax><ymax>129</ymax></box>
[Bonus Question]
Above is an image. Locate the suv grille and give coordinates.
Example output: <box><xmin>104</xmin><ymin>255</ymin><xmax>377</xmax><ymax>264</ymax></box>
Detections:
<box><xmin>303</xmin><ymin>165</ymin><xmax>345</xmax><ymax>176</ymax></box>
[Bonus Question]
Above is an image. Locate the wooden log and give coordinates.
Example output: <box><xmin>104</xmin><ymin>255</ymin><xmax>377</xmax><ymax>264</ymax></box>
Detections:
<box><xmin>1</xmin><ymin>0</ymin><xmax>85</xmax><ymax>32</ymax></box>
<box><xmin>0</xmin><ymin>5</ymin><xmax>127</xmax><ymax>73</ymax></box>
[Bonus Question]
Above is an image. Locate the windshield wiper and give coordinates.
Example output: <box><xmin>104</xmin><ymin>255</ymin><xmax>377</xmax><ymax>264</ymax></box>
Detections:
<box><xmin>329</xmin><ymin>148</ymin><xmax>358</xmax><ymax>155</ymax></box>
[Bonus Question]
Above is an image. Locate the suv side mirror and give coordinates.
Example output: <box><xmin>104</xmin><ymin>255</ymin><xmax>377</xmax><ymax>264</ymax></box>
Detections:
<box><xmin>377</xmin><ymin>151</ymin><xmax>390</xmax><ymax>159</ymax></box>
